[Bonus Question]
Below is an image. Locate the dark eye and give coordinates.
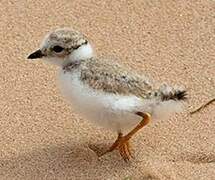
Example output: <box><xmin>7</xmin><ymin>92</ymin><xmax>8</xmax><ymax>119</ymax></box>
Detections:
<box><xmin>52</xmin><ymin>46</ymin><xmax>64</xmax><ymax>53</ymax></box>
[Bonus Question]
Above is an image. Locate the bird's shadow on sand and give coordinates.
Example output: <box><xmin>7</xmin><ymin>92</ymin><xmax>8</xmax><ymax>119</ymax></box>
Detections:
<box><xmin>0</xmin><ymin>142</ymin><xmax>132</xmax><ymax>179</ymax></box>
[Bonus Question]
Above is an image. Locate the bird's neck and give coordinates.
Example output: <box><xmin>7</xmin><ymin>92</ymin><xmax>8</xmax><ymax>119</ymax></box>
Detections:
<box><xmin>61</xmin><ymin>42</ymin><xmax>94</xmax><ymax>68</ymax></box>
<box><xmin>69</xmin><ymin>42</ymin><xmax>94</xmax><ymax>61</ymax></box>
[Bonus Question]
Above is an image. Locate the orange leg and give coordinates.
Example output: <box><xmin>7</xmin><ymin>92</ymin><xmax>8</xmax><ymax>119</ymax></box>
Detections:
<box><xmin>103</xmin><ymin>112</ymin><xmax>151</xmax><ymax>161</ymax></box>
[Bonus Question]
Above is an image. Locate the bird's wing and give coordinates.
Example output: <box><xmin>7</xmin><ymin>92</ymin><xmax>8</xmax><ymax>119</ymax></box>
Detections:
<box><xmin>79</xmin><ymin>57</ymin><xmax>153</xmax><ymax>98</ymax></box>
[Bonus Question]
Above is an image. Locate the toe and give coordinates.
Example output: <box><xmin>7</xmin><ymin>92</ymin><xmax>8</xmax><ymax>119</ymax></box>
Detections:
<box><xmin>125</xmin><ymin>141</ymin><xmax>133</xmax><ymax>158</ymax></box>
<box><xmin>119</xmin><ymin>143</ymin><xmax>130</xmax><ymax>162</ymax></box>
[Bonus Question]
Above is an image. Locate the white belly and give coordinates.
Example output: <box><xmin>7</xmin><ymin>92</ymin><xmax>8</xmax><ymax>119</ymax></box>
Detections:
<box><xmin>58</xmin><ymin>70</ymin><xmax>143</xmax><ymax>133</ymax></box>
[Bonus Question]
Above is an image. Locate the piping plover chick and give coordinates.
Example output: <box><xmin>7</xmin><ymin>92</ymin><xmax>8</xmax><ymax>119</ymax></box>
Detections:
<box><xmin>28</xmin><ymin>28</ymin><xmax>187</xmax><ymax>161</ymax></box>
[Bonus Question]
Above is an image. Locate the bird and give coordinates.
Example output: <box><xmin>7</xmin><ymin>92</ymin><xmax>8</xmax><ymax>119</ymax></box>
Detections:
<box><xmin>28</xmin><ymin>27</ymin><xmax>187</xmax><ymax>161</ymax></box>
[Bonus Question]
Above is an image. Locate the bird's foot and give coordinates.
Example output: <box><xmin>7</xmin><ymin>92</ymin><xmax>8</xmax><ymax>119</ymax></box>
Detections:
<box><xmin>117</xmin><ymin>137</ymin><xmax>133</xmax><ymax>162</ymax></box>
<box><xmin>101</xmin><ymin>133</ymin><xmax>133</xmax><ymax>161</ymax></box>
<box><xmin>100</xmin><ymin>112</ymin><xmax>151</xmax><ymax>162</ymax></box>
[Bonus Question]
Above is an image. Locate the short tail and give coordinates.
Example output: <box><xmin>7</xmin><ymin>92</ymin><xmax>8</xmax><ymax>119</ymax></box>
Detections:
<box><xmin>148</xmin><ymin>84</ymin><xmax>187</xmax><ymax>102</ymax></box>
<box><xmin>160</xmin><ymin>87</ymin><xmax>187</xmax><ymax>101</ymax></box>
<box><xmin>146</xmin><ymin>84</ymin><xmax>187</xmax><ymax>119</ymax></box>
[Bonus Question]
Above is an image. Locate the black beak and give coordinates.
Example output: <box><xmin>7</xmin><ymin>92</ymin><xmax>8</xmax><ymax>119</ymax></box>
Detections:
<box><xmin>27</xmin><ymin>49</ymin><xmax>44</xmax><ymax>59</ymax></box>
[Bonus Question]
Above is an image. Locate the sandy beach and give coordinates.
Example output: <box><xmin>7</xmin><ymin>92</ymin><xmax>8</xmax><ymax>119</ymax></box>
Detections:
<box><xmin>0</xmin><ymin>0</ymin><xmax>214</xmax><ymax>179</ymax></box>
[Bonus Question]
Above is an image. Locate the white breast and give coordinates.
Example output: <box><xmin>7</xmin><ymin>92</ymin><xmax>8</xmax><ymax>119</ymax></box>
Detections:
<box><xmin>57</xmin><ymin>69</ymin><xmax>143</xmax><ymax>133</ymax></box>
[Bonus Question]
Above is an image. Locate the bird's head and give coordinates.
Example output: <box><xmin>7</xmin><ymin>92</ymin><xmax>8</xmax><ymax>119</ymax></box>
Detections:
<box><xmin>28</xmin><ymin>28</ymin><xmax>94</xmax><ymax>66</ymax></box>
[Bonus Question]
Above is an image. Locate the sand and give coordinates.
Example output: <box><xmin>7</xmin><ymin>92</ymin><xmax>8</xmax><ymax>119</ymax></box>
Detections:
<box><xmin>0</xmin><ymin>0</ymin><xmax>214</xmax><ymax>179</ymax></box>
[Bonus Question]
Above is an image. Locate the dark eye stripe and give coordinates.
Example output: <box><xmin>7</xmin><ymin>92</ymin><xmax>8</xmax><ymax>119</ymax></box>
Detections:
<box><xmin>72</xmin><ymin>45</ymin><xmax>81</xmax><ymax>50</ymax></box>
<box><xmin>72</xmin><ymin>40</ymin><xmax>88</xmax><ymax>50</ymax></box>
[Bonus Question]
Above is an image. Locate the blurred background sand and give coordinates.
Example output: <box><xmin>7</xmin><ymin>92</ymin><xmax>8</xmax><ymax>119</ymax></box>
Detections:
<box><xmin>0</xmin><ymin>0</ymin><xmax>214</xmax><ymax>179</ymax></box>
